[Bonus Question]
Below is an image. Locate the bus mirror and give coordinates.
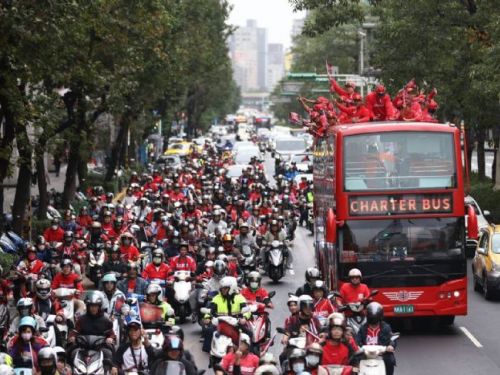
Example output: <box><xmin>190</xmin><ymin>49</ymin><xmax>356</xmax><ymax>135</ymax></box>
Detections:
<box><xmin>326</xmin><ymin>209</ymin><xmax>337</xmax><ymax>244</ymax></box>
<box><xmin>467</xmin><ymin>205</ymin><xmax>479</xmax><ymax>240</ymax></box>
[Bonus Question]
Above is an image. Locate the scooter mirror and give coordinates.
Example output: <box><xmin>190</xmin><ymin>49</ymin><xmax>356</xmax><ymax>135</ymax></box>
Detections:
<box><xmin>200</xmin><ymin>307</ymin><xmax>211</xmax><ymax>315</ymax></box>
<box><xmin>268</xmin><ymin>291</ymin><xmax>276</xmax><ymax>299</ymax></box>
<box><xmin>390</xmin><ymin>333</ymin><xmax>400</xmax><ymax>342</ymax></box>
<box><xmin>370</xmin><ymin>290</ymin><xmax>379</xmax><ymax>297</ymax></box>
<box><xmin>276</xmin><ymin>327</ymin><xmax>286</xmax><ymax>334</ymax></box>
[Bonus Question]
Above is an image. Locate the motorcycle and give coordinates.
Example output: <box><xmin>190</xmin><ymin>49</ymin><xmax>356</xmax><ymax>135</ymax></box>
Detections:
<box><xmin>73</xmin><ymin>335</ymin><xmax>109</xmax><ymax>375</ymax></box>
<box><xmin>209</xmin><ymin>315</ymin><xmax>240</xmax><ymax>368</ymax></box>
<box><xmin>246</xmin><ymin>291</ymin><xmax>275</xmax><ymax>355</ymax></box>
<box><xmin>87</xmin><ymin>244</ymin><xmax>105</xmax><ymax>286</ymax></box>
<box><xmin>357</xmin><ymin>333</ymin><xmax>400</xmax><ymax>375</ymax></box>
<box><xmin>240</xmin><ymin>245</ymin><xmax>256</xmax><ymax>276</ymax></box>
<box><xmin>172</xmin><ymin>270</ymin><xmax>192</xmax><ymax>323</ymax></box>
<box><xmin>265</xmin><ymin>240</ymin><xmax>287</xmax><ymax>283</ymax></box>
<box><xmin>140</xmin><ymin>301</ymin><xmax>170</xmax><ymax>349</ymax></box>
<box><xmin>336</xmin><ymin>290</ymin><xmax>378</xmax><ymax>335</ymax></box>
<box><xmin>307</xmin><ymin>202</ymin><xmax>314</xmax><ymax>235</ymax></box>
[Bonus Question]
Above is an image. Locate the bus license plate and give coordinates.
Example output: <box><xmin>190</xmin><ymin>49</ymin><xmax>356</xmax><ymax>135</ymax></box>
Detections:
<box><xmin>394</xmin><ymin>305</ymin><xmax>414</xmax><ymax>314</ymax></box>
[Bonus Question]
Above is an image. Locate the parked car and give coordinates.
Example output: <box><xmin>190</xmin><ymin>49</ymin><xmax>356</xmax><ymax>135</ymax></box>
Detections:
<box><xmin>465</xmin><ymin>195</ymin><xmax>490</xmax><ymax>257</ymax></box>
<box><xmin>472</xmin><ymin>224</ymin><xmax>500</xmax><ymax>299</ymax></box>
<box><xmin>164</xmin><ymin>142</ymin><xmax>193</xmax><ymax>157</ymax></box>
<box><xmin>155</xmin><ymin>155</ymin><xmax>182</xmax><ymax>169</ymax></box>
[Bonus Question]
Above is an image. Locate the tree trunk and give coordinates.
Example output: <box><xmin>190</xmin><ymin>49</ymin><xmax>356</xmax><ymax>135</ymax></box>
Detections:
<box><xmin>466</xmin><ymin>127</ymin><xmax>474</xmax><ymax>178</ymax></box>
<box><xmin>477</xmin><ymin>128</ymin><xmax>486</xmax><ymax>180</ymax></box>
<box><xmin>493</xmin><ymin>135</ymin><xmax>499</xmax><ymax>184</ymax></box>
<box><xmin>11</xmin><ymin>125</ymin><xmax>33</xmax><ymax>235</ymax></box>
<box><xmin>62</xmin><ymin>138</ymin><xmax>79</xmax><ymax>209</ymax></box>
<box><xmin>35</xmin><ymin>152</ymin><xmax>48</xmax><ymax>220</ymax></box>
<box><xmin>62</xmin><ymin>95</ymin><xmax>88</xmax><ymax>208</ymax></box>
<box><xmin>105</xmin><ymin>113</ymin><xmax>130</xmax><ymax>181</ymax></box>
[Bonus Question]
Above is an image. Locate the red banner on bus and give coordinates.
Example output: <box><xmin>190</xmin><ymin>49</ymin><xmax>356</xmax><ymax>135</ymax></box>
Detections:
<box><xmin>349</xmin><ymin>193</ymin><xmax>453</xmax><ymax>216</ymax></box>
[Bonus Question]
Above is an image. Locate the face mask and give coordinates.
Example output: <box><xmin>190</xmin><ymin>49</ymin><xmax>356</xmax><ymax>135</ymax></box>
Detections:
<box><xmin>27</xmin><ymin>253</ymin><xmax>36</xmax><ymax>261</ymax></box>
<box><xmin>153</xmin><ymin>257</ymin><xmax>162</xmax><ymax>265</ymax></box>
<box><xmin>250</xmin><ymin>282</ymin><xmax>259</xmax><ymax>290</ymax></box>
<box><xmin>306</xmin><ymin>355</ymin><xmax>320</xmax><ymax>368</ymax></box>
<box><xmin>292</xmin><ymin>362</ymin><xmax>305</xmax><ymax>373</ymax></box>
<box><xmin>51</xmin><ymin>225</ymin><xmax>58</xmax><ymax>230</ymax></box>
<box><xmin>21</xmin><ymin>332</ymin><xmax>32</xmax><ymax>341</ymax></box>
<box><xmin>123</xmin><ymin>239</ymin><xmax>131</xmax><ymax>246</ymax></box>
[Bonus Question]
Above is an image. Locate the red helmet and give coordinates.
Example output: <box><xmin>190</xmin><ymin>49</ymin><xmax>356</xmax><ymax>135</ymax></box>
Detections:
<box><xmin>352</xmin><ymin>93</ymin><xmax>362</xmax><ymax>102</ymax></box>
<box><xmin>375</xmin><ymin>85</ymin><xmax>386</xmax><ymax>94</ymax></box>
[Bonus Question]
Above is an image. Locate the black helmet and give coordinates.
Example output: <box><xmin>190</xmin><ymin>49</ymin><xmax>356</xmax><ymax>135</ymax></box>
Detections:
<box><xmin>163</xmin><ymin>334</ymin><xmax>183</xmax><ymax>352</ymax></box>
<box><xmin>366</xmin><ymin>302</ymin><xmax>384</xmax><ymax>325</ymax></box>
<box><xmin>305</xmin><ymin>267</ymin><xmax>320</xmax><ymax>283</ymax></box>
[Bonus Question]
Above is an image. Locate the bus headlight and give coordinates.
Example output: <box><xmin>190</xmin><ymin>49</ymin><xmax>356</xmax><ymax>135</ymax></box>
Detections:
<box><xmin>453</xmin><ymin>291</ymin><xmax>460</xmax><ymax>298</ymax></box>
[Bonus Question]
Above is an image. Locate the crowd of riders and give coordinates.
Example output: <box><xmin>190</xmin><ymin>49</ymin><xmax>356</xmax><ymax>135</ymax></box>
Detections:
<box><xmin>0</xmin><ymin>125</ymin><xmax>397</xmax><ymax>375</ymax></box>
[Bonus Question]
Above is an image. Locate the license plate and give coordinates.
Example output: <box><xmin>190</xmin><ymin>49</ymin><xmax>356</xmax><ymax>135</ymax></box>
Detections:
<box><xmin>393</xmin><ymin>305</ymin><xmax>414</xmax><ymax>314</ymax></box>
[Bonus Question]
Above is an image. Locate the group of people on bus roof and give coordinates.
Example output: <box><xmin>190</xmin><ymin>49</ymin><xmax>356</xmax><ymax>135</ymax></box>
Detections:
<box><xmin>291</xmin><ymin>72</ymin><xmax>439</xmax><ymax>138</ymax></box>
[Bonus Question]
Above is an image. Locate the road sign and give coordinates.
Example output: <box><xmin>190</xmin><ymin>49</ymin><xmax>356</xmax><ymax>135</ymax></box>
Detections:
<box><xmin>281</xmin><ymin>81</ymin><xmax>304</xmax><ymax>93</ymax></box>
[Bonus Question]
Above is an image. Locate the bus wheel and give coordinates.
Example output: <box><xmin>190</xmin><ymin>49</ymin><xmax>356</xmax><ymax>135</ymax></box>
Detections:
<box><xmin>440</xmin><ymin>316</ymin><xmax>455</xmax><ymax>326</ymax></box>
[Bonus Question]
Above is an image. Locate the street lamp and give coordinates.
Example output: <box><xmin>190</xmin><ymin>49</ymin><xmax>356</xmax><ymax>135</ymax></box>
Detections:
<box><xmin>358</xmin><ymin>30</ymin><xmax>366</xmax><ymax>76</ymax></box>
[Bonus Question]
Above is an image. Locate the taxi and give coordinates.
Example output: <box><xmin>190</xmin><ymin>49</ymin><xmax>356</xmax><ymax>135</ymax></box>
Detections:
<box><xmin>164</xmin><ymin>141</ymin><xmax>193</xmax><ymax>157</ymax></box>
<box><xmin>472</xmin><ymin>224</ymin><xmax>500</xmax><ymax>299</ymax></box>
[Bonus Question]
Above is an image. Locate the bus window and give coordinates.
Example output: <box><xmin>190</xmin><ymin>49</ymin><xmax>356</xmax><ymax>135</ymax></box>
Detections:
<box><xmin>344</xmin><ymin>132</ymin><xmax>456</xmax><ymax>191</ymax></box>
<box><xmin>341</xmin><ymin>218</ymin><xmax>463</xmax><ymax>262</ymax></box>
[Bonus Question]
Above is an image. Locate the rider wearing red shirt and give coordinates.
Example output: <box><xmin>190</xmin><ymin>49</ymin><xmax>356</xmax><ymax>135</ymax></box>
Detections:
<box><xmin>311</xmin><ymin>281</ymin><xmax>336</xmax><ymax>325</ymax></box>
<box><xmin>339</xmin><ymin>268</ymin><xmax>370</xmax><ymax>304</ymax></box>
<box><xmin>142</xmin><ymin>249</ymin><xmax>171</xmax><ymax>280</ymax></box>
<box><xmin>321</xmin><ymin>315</ymin><xmax>356</xmax><ymax>367</ymax></box>
<box><xmin>51</xmin><ymin>259</ymin><xmax>84</xmax><ymax>293</ymax></box>
<box><xmin>17</xmin><ymin>247</ymin><xmax>45</xmax><ymax>276</ymax></box>
<box><xmin>119</xmin><ymin>232</ymin><xmax>141</xmax><ymax>262</ymax></box>
<box><xmin>169</xmin><ymin>242</ymin><xmax>196</xmax><ymax>273</ymax></box>
<box><xmin>43</xmin><ymin>218</ymin><xmax>65</xmax><ymax>243</ymax></box>
<box><xmin>240</xmin><ymin>271</ymin><xmax>274</xmax><ymax>308</ymax></box>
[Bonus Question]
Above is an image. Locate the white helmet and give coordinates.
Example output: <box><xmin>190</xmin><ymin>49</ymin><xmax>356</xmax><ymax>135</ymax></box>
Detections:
<box><xmin>348</xmin><ymin>268</ymin><xmax>362</xmax><ymax>278</ymax></box>
<box><xmin>35</xmin><ymin>278</ymin><xmax>52</xmax><ymax>300</ymax></box>
<box><xmin>146</xmin><ymin>283</ymin><xmax>163</xmax><ymax>301</ymax></box>
<box><xmin>0</xmin><ymin>365</ymin><xmax>14</xmax><ymax>375</ymax></box>
<box><xmin>287</xmin><ymin>294</ymin><xmax>299</xmax><ymax>306</ymax></box>
<box><xmin>239</xmin><ymin>332</ymin><xmax>251</xmax><ymax>346</ymax></box>
<box><xmin>220</xmin><ymin>276</ymin><xmax>239</xmax><ymax>295</ymax></box>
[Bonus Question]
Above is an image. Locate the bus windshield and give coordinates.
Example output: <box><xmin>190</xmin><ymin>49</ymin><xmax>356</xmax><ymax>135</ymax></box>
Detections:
<box><xmin>344</xmin><ymin>131</ymin><xmax>456</xmax><ymax>191</ymax></box>
<box><xmin>341</xmin><ymin>218</ymin><xmax>464</xmax><ymax>262</ymax></box>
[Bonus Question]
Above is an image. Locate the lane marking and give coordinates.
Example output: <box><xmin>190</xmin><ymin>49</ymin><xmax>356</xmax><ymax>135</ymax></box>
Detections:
<box><xmin>460</xmin><ymin>326</ymin><xmax>483</xmax><ymax>348</ymax></box>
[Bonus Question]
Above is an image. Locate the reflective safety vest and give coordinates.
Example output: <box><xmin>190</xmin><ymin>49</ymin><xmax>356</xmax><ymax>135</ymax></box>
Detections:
<box><xmin>212</xmin><ymin>293</ymin><xmax>246</xmax><ymax>316</ymax></box>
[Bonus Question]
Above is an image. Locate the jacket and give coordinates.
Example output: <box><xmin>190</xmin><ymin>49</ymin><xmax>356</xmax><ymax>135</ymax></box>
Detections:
<box><xmin>117</xmin><ymin>277</ymin><xmax>149</xmax><ymax>296</ymax></box>
<box><xmin>211</xmin><ymin>293</ymin><xmax>247</xmax><ymax>316</ymax></box>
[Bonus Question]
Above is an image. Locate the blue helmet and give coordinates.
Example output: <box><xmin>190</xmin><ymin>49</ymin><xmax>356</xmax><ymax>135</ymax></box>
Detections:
<box><xmin>19</xmin><ymin>316</ymin><xmax>37</xmax><ymax>332</ymax></box>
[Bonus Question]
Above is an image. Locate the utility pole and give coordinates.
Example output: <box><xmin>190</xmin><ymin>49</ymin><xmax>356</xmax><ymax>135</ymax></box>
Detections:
<box><xmin>358</xmin><ymin>30</ymin><xmax>366</xmax><ymax>76</ymax></box>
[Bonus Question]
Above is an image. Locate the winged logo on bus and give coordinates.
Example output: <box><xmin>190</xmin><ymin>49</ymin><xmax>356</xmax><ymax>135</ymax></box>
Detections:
<box><xmin>382</xmin><ymin>290</ymin><xmax>423</xmax><ymax>302</ymax></box>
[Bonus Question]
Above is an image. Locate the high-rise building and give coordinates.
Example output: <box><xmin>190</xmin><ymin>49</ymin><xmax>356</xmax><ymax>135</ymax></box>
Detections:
<box><xmin>229</xmin><ymin>19</ymin><xmax>268</xmax><ymax>92</ymax></box>
<box><xmin>291</xmin><ymin>18</ymin><xmax>305</xmax><ymax>40</ymax></box>
<box><xmin>267</xmin><ymin>43</ymin><xmax>285</xmax><ymax>91</ymax></box>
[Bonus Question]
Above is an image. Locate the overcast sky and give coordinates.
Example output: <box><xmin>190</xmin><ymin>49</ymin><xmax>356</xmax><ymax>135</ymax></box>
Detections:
<box><xmin>228</xmin><ymin>0</ymin><xmax>305</xmax><ymax>48</ymax></box>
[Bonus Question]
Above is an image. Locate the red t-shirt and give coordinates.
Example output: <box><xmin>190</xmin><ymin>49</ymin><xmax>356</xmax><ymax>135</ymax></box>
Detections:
<box><xmin>241</xmin><ymin>287</ymin><xmax>269</xmax><ymax>303</ymax></box>
<box><xmin>221</xmin><ymin>352</ymin><xmax>260</xmax><ymax>375</ymax></box>
<box><xmin>339</xmin><ymin>283</ymin><xmax>370</xmax><ymax>303</ymax></box>
<box><xmin>51</xmin><ymin>272</ymin><xmax>84</xmax><ymax>292</ymax></box>
<box><xmin>127</xmin><ymin>279</ymin><xmax>137</xmax><ymax>294</ymax></box>
<box><xmin>142</xmin><ymin>263</ymin><xmax>171</xmax><ymax>280</ymax></box>
<box><xmin>321</xmin><ymin>340</ymin><xmax>350</xmax><ymax>366</ymax></box>
<box><xmin>120</xmin><ymin>245</ymin><xmax>140</xmax><ymax>262</ymax></box>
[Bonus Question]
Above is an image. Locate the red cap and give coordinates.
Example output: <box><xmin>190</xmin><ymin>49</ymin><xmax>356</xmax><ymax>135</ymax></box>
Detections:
<box><xmin>375</xmin><ymin>85</ymin><xmax>386</xmax><ymax>94</ymax></box>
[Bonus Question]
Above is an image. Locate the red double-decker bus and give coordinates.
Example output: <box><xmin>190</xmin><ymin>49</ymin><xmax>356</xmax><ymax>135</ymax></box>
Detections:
<box><xmin>314</xmin><ymin>121</ymin><xmax>478</xmax><ymax>324</ymax></box>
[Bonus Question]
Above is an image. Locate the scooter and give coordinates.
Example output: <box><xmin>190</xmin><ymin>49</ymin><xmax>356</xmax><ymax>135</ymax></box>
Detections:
<box><xmin>246</xmin><ymin>291</ymin><xmax>275</xmax><ymax>355</ymax></box>
<box><xmin>307</xmin><ymin>202</ymin><xmax>314</xmax><ymax>235</ymax></box>
<box><xmin>357</xmin><ymin>333</ymin><xmax>400</xmax><ymax>375</ymax></box>
<box><xmin>240</xmin><ymin>245</ymin><xmax>256</xmax><ymax>276</ymax></box>
<box><xmin>265</xmin><ymin>240</ymin><xmax>287</xmax><ymax>283</ymax></box>
<box><xmin>336</xmin><ymin>290</ymin><xmax>378</xmax><ymax>335</ymax></box>
<box><xmin>87</xmin><ymin>245</ymin><xmax>105</xmax><ymax>286</ymax></box>
<box><xmin>209</xmin><ymin>315</ymin><xmax>240</xmax><ymax>368</ymax></box>
<box><xmin>139</xmin><ymin>302</ymin><xmax>169</xmax><ymax>349</ymax></box>
<box><xmin>73</xmin><ymin>335</ymin><xmax>108</xmax><ymax>375</ymax></box>
<box><xmin>172</xmin><ymin>270</ymin><xmax>192</xmax><ymax>323</ymax></box>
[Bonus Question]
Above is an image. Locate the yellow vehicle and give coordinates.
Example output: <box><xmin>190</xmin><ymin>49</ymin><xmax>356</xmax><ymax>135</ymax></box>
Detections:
<box><xmin>164</xmin><ymin>141</ymin><xmax>193</xmax><ymax>157</ymax></box>
<box><xmin>472</xmin><ymin>224</ymin><xmax>500</xmax><ymax>299</ymax></box>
